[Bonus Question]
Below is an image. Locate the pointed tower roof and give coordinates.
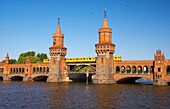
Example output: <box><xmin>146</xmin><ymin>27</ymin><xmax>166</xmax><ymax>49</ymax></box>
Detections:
<box><xmin>53</xmin><ymin>17</ymin><xmax>64</xmax><ymax>37</ymax></box>
<box><xmin>102</xmin><ymin>9</ymin><xmax>109</xmax><ymax>28</ymax></box>
<box><xmin>6</xmin><ymin>53</ymin><xmax>9</xmax><ymax>58</ymax></box>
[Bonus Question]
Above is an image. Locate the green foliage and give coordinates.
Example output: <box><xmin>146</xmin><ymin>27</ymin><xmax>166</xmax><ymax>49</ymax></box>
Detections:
<box><xmin>80</xmin><ymin>66</ymin><xmax>94</xmax><ymax>72</ymax></box>
<box><xmin>17</xmin><ymin>51</ymin><xmax>47</xmax><ymax>63</ymax></box>
<box><xmin>17</xmin><ymin>57</ymin><xmax>26</xmax><ymax>64</ymax></box>
<box><xmin>30</xmin><ymin>56</ymin><xmax>40</xmax><ymax>63</ymax></box>
<box><xmin>36</xmin><ymin>53</ymin><xmax>47</xmax><ymax>62</ymax></box>
<box><xmin>9</xmin><ymin>59</ymin><xmax>17</xmax><ymax>64</ymax></box>
<box><xmin>2</xmin><ymin>60</ymin><xmax>5</xmax><ymax>63</ymax></box>
<box><xmin>127</xmin><ymin>67</ymin><xmax>130</xmax><ymax>71</ymax></box>
<box><xmin>19</xmin><ymin>51</ymin><xmax>35</xmax><ymax>57</ymax></box>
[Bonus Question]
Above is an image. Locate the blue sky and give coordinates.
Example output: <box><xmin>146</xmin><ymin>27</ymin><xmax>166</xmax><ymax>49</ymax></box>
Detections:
<box><xmin>0</xmin><ymin>0</ymin><xmax>170</xmax><ymax>61</ymax></box>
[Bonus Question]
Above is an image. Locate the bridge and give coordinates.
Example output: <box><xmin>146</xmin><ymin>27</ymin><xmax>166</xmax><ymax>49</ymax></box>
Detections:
<box><xmin>0</xmin><ymin>53</ymin><xmax>170</xmax><ymax>85</ymax></box>
<box><xmin>0</xmin><ymin>10</ymin><xmax>170</xmax><ymax>85</ymax></box>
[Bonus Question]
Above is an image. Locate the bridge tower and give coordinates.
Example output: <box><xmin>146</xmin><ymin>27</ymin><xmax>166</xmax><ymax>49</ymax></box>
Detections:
<box><xmin>94</xmin><ymin>9</ymin><xmax>116</xmax><ymax>83</ymax></box>
<box><xmin>153</xmin><ymin>50</ymin><xmax>167</xmax><ymax>85</ymax></box>
<box><xmin>47</xmin><ymin>17</ymin><xmax>67</xmax><ymax>82</ymax></box>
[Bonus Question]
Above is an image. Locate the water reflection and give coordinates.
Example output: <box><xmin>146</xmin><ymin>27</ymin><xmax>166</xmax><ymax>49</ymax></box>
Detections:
<box><xmin>0</xmin><ymin>81</ymin><xmax>169</xmax><ymax>109</ymax></box>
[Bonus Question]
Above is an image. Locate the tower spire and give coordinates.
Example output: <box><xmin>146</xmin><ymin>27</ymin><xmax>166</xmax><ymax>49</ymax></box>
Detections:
<box><xmin>55</xmin><ymin>17</ymin><xmax>62</xmax><ymax>35</ymax></box>
<box><xmin>102</xmin><ymin>9</ymin><xmax>108</xmax><ymax>28</ymax></box>
<box><xmin>6</xmin><ymin>53</ymin><xmax>9</xmax><ymax>58</ymax></box>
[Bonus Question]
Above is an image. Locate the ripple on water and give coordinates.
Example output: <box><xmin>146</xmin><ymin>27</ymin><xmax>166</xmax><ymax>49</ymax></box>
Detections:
<box><xmin>0</xmin><ymin>81</ymin><xmax>169</xmax><ymax>109</ymax></box>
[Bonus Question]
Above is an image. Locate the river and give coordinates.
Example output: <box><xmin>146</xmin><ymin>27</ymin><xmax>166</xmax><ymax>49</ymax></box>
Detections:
<box><xmin>0</xmin><ymin>81</ymin><xmax>169</xmax><ymax>109</ymax></box>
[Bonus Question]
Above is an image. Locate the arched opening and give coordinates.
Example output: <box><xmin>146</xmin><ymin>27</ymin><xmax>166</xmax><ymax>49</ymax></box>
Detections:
<box><xmin>116</xmin><ymin>66</ymin><xmax>120</xmax><ymax>73</ymax></box>
<box><xmin>138</xmin><ymin>66</ymin><xmax>142</xmax><ymax>74</ymax></box>
<box><xmin>36</xmin><ymin>67</ymin><xmax>39</xmax><ymax>73</ymax></box>
<box><xmin>0</xmin><ymin>68</ymin><xmax>4</xmax><ymax>73</ymax></box>
<box><xmin>13</xmin><ymin>68</ymin><xmax>15</xmax><ymax>73</ymax></box>
<box><xmin>10</xmin><ymin>76</ymin><xmax>23</xmax><ymax>81</ymax></box>
<box><xmin>121</xmin><ymin>66</ymin><xmax>125</xmax><ymax>73</ymax></box>
<box><xmin>116</xmin><ymin>76</ymin><xmax>153</xmax><ymax>84</ymax></box>
<box><xmin>126</xmin><ymin>66</ymin><xmax>131</xmax><ymax>73</ymax></box>
<box><xmin>72</xmin><ymin>65</ymin><xmax>95</xmax><ymax>72</ymax></box>
<box><xmin>150</xmin><ymin>66</ymin><xmax>154</xmax><ymax>74</ymax></box>
<box><xmin>40</xmin><ymin>67</ymin><xmax>42</xmax><ymax>73</ymax></box>
<box><xmin>19</xmin><ymin>68</ymin><xmax>21</xmax><ymax>73</ymax></box>
<box><xmin>132</xmin><ymin>66</ymin><xmax>136</xmax><ymax>74</ymax></box>
<box><xmin>46</xmin><ymin>67</ymin><xmax>49</xmax><ymax>73</ymax></box>
<box><xmin>22</xmin><ymin>68</ymin><xmax>25</xmax><ymax>73</ymax></box>
<box><xmin>167</xmin><ymin>66</ymin><xmax>170</xmax><ymax>74</ymax></box>
<box><xmin>10</xmin><ymin>68</ymin><xmax>12</xmax><ymax>74</ymax></box>
<box><xmin>16</xmin><ymin>68</ymin><xmax>18</xmax><ymax>74</ymax></box>
<box><xmin>43</xmin><ymin>67</ymin><xmax>45</xmax><ymax>73</ymax></box>
<box><xmin>33</xmin><ymin>76</ymin><xmax>48</xmax><ymax>81</ymax></box>
<box><xmin>33</xmin><ymin>67</ymin><xmax>35</xmax><ymax>73</ymax></box>
<box><xmin>0</xmin><ymin>76</ymin><xmax>3</xmax><ymax>81</ymax></box>
<box><xmin>144</xmin><ymin>66</ymin><xmax>148</xmax><ymax>74</ymax></box>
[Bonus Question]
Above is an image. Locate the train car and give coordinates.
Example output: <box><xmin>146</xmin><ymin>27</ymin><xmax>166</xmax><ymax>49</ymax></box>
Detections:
<box><xmin>43</xmin><ymin>56</ymin><xmax>121</xmax><ymax>63</ymax></box>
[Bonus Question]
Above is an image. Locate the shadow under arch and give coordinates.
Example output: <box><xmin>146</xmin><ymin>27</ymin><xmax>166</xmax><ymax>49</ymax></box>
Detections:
<box><xmin>0</xmin><ymin>76</ymin><xmax>3</xmax><ymax>81</ymax></box>
<box><xmin>33</xmin><ymin>75</ymin><xmax>49</xmax><ymax>81</ymax></box>
<box><xmin>115</xmin><ymin>76</ymin><xmax>153</xmax><ymax>84</ymax></box>
<box><xmin>10</xmin><ymin>76</ymin><xmax>24</xmax><ymax>81</ymax></box>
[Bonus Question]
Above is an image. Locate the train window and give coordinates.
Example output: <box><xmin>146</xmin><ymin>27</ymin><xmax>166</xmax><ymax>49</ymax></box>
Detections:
<box><xmin>101</xmin><ymin>46</ymin><xmax>102</xmax><ymax>48</ymax></box>
<box><xmin>104</xmin><ymin>46</ymin><xmax>105</xmax><ymax>48</ymax></box>
<box><xmin>83</xmin><ymin>58</ymin><xmax>85</xmax><ymax>60</ymax></box>
<box><xmin>89</xmin><ymin>58</ymin><xmax>91</xmax><ymax>60</ymax></box>
<box><xmin>98</xmin><ymin>46</ymin><xmax>99</xmax><ymax>48</ymax></box>
<box><xmin>107</xmin><ymin>46</ymin><xmax>109</xmax><ymax>48</ymax></box>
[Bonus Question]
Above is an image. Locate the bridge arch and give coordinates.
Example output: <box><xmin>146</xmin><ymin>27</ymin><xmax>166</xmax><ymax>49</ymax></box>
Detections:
<box><xmin>71</xmin><ymin>65</ymin><xmax>95</xmax><ymax>72</ymax></box>
<box><xmin>115</xmin><ymin>76</ymin><xmax>153</xmax><ymax>84</ymax></box>
<box><xmin>32</xmin><ymin>75</ymin><xmax>49</xmax><ymax>81</ymax></box>
<box><xmin>10</xmin><ymin>75</ymin><xmax>24</xmax><ymax>81</ymax></box>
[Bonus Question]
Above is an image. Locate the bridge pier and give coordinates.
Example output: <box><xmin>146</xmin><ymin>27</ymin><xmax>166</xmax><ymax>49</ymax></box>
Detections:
<box><xmin>2</xmin><ymin>74</ymin><xmax>10</xmax><ymax>81</ymax></box>
<box><xmin>153</xmin><ymin>79</ymin><xmax>168</xmax><ymax>85</ymax></box>
<box><xmin>23</xmin><ymin>77</ymin><xmax>32</xmax><ymax>82</ymax></box>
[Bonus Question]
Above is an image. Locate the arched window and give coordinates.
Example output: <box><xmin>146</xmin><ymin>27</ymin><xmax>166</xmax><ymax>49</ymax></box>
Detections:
<box><xmin>127</xmin><ymin>66</ymin><xmax>131</xmax><ymax>73</ymax></box>
<box><xmin>167</xmin><ymin>66</ymin><xmax>170</xmax><ymax>74</ymax></box>
<box><xmin>138</xmin><ymin>66</ymin><xmax>142</xmax><ymax>74</ymax></box>
<box><xmin>116</xmin><ymin>66</ymin><xmax>120</xmax><ymax>73</ymax></box>
<box><xmin>121</xmin><ymin>66</ymin><xmax>125</xmax><ymax>73</ymax></box>
<box><xmin>132</xmin><ymin>66</ymin><xmax>136</xmax><ymax>74</ymax></box>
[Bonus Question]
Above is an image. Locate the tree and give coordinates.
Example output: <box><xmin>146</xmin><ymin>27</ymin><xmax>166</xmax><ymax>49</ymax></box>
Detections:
<box><xmin>36</xmin><ymin>53</ymin><xmax>47</xmax><ymax>62</ymax></box>
<box><xmin>9</xmin><ymin>59</ymin><xmax>17</xmax><ymax>64</ymax></box>
<box><xmin>19</xmin><ymin>51</ymin><xmax>35</xmax><ymax>57</ymax></box>
<box><xmin>17</xmin><ymin>57</ymin><xmax>26</xmax><ymax>64</ymax></box>
<box><xmin>30</xmin><ymin>56</ymin><xmax>40</xmax><ymax>63</ymax></box>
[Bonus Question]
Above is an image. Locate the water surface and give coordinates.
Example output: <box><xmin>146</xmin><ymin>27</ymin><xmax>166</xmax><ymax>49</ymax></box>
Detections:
<box><xmin>0</xmin><ymin>81</ymin><xmax>169</xmax><ymax>109</ymax></box>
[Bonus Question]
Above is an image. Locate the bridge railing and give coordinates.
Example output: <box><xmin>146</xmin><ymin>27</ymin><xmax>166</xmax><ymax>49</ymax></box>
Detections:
<box><xmin>32</xmin><ymin>71</ymin><xmax>49</xmax><ymax>74</ymax></box>
<box><xmin>9</xmin><ymin>72</ymin><xmax>25</xmax><ymax>74</ymax></box>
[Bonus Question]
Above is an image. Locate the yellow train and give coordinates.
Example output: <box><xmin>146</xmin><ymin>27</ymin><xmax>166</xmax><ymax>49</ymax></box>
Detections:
<box><xmin>43</xmin><ymin>56</ymin><xmax>121</xmax><ymax>63</ymax></box>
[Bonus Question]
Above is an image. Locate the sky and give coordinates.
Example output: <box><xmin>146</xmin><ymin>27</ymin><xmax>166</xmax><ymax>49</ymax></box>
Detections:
<box><xmin>0</xmin><ymin>0</ymin><xmax>170</xmax><ymax>61</ymax></box>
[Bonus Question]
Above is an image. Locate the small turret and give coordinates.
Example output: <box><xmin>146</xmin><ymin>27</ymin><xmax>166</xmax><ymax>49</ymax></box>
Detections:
<box><xmin>5</xmin><ymin>53</ymin><xmax>9</xmax><ymax>64</ymax></box>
